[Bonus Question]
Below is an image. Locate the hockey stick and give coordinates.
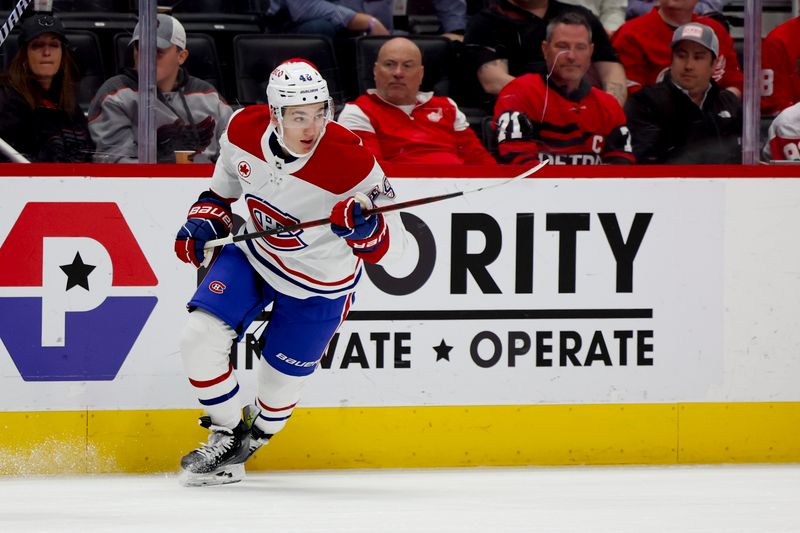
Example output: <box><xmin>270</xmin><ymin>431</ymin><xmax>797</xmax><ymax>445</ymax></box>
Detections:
<box><xmin>203</xmin><ymin>160</ymin><xmax>549</xmax><ymax>251</ymax></box>
<box><xmin>0</xmin><ymin>0</ymin><xmax>33</xmax><ymax>48</ymax></box>
<box><xmin>0</xmin><ymin>135</ymin><xmax>29</xmax><ymax>162</ymax></box>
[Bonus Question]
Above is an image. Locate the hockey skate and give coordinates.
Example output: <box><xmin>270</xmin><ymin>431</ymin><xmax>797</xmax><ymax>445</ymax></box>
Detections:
<box><xmin>178</xmin><ymin>417</ymin><xmax>250</xmax><ymax>487</ymax></box>
<box><xmin>240</xmin><ymin>404</ymin><xmax>272</xmax><ymax>462</ymax></box>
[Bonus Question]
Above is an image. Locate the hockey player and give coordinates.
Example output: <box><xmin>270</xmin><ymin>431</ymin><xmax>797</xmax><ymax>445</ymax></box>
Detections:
<box><xmin>173</xmin><ymin>58</ymin><xmax>408</xmax><ymax>486</ymax></box>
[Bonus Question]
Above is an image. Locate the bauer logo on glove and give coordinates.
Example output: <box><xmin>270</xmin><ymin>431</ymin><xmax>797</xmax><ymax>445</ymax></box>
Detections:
<box><xmin>175</xmin><ymin>191</ymin><xmax>233</xmax><ymax>268</ymax></box>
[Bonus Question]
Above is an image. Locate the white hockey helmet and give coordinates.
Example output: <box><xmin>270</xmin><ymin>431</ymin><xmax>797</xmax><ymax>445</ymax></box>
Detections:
<box><xmin>267</xmin><ymin>59</ymin><xmax>332</xmax><ymax>116</ymax></box>
<box><xmin>267</xmin><ymin>59</ymin><xmax>333</xmax><ymax>156</ymax></box>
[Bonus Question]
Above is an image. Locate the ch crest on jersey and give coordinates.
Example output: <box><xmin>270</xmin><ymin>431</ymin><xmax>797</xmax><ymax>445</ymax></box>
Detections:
<box><xmin>245</xmin><ymin>195</ymin><xmax>307</xmax><ymax>251</ymax></box>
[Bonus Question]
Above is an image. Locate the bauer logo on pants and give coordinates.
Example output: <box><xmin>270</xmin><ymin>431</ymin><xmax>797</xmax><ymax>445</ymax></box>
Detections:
<box><xmin>0</xmin><ymin>202</ymin><xmax>157</xmax><ymax>381</ymax></box>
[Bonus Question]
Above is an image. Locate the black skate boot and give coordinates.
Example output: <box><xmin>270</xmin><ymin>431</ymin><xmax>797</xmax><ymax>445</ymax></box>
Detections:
<box><xmin>240</xmin><ymin>404</ymin><xmax>273</xmax><ymax>463</ymax></box>
<box><xmin>178</xmin><ymin>417</ymin><xmax>250</xmax><ymax>487</ymax></box>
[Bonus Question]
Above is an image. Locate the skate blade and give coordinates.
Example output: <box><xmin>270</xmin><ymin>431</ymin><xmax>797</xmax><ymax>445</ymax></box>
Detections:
<box><xmin>178</xmin><ymin>463</ymin><xmax>245</xmax><ymax>487</ymax></box>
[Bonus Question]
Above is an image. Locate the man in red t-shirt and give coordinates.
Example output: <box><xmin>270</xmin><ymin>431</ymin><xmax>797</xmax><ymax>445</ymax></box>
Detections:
<box><xmin>337</xmin><ymin>37</ymin><xmax>496</xmax><ymax>165</ymax></box>
<box><xmin>761</xmin><ymin>16</ymin><xmax>800</xmax><ymax>117</ymax></box>
<box><xmin>611</xmin><ymin>0</ymin><xmax>742</xmax><ymax>97</ymax></box>
<box><xmin>493</xmin><ymin>11</ymin><xmax>634</xmax><ymax>165</ymax></box>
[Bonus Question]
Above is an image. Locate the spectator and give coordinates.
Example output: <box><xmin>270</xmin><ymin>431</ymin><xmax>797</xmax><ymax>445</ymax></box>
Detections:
<box><xmin>338</xmin><ymin>37</ymin><xmax>496</xmax><ymax>165</ymax></box>
<box><xmin>0</xmin><ymin>13</ymin><xmax>94</xmax><ymax>162</ymax></box>
<box><xmin>761</xmin><ymin>16</ymin><xmax>800</xmax><ymax>117</ymax></box>
<box><xmin>624</xmin><ymin>23</ymin><xmax>742</xmax><ymax>164</ymax></box>
<box><xmin>762</xmin><ymin>101</ymin><xmax>800</xmax><ymax>162</ymax></box>
<box><xmin>463</xmin><ymin>0</ymin><xmax>627</xmax><ymax>108</ymax></box>
<box><xmin>88</xmin><ymin>14</ymin><xmax>232</xmax><ymax>163</ymax></box>
<box><xmin>261</xmin><ymin>0</ymin><xmax>391</xmax><ymax>38</ymax></box>
<box><xmin>612</xmin><ymin>0</ymin><xmax>742</xmax><ymax>97</ymax></box>
<box><xmin>559</xmin><ymin>0</ymin><xmax>626</xmax><ymax>36</ymax></box>
<box><xmin>262</xmin><ymin>0</ymin><xmax>468</xmax><ymax>40</ymax></box>
<box><xmin>627</xmin><ymin>0</ymin><xmax>728</xmax><ymax>19</ymax></box>
<box><xmin>492</xmin><ymin>11</ymin><xmax>634</xmax><ymax>165</ymax></box>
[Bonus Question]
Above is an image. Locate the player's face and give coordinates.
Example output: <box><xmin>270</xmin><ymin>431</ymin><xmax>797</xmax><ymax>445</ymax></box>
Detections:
<box><xmin>26</xmin><ymin>34</ymin><xmax>63</xmax><ymax>85</ymax></box>
<box><xmin>670</xmin><ymin>41</ymin><xmax>714</xmax><ymax>94</ymax></box>
<box><xmin>542</xmin><ymin>24</ymin><xmax>594</xmax><ymax>90</ymax></box>
<box><xmin>278</xmin><ymin>103</ymin><xmax>328</xmax><ymax>154</ymax></box>
<box><xmin>373</xmin><ymin>38</ymin><xmax>424</xmax><ymax>106</ymax></box>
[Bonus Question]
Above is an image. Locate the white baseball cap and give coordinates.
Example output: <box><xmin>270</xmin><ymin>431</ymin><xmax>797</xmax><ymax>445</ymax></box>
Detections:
<box><xmin>130</xmin><ymin>14</ymin><xmax>186</xmax><ymax>50</ymax></box>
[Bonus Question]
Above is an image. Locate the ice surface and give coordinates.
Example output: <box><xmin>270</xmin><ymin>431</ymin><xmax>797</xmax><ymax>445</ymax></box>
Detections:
<box><xmin>0</xmin><ymin>465</ymin><xmax>798</xmax><ymax>532</ymax></box>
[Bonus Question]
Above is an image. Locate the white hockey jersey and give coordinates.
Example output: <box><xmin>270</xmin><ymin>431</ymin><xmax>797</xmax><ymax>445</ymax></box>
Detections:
<box><xmin>763</xmin><ymin>102</ymin><xmax>800</xmax><ymax>162</ymax></box>
<box><xmin>210</xmin><ymin>105</ymin><xmax>408</xmax><ymax>299</ymax></box>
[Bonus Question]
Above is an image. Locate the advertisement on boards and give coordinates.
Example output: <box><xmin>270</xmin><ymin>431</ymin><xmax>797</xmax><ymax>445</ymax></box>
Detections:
<box><xmin>0</xmin><ymin>175</ymin><xmax>723</xmax><ymax>410</ymax></box>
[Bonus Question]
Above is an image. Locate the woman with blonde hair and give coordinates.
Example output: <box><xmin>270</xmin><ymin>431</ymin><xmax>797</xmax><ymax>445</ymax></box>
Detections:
<box><xmin>0</xmin><ymin>13</ymin><xmax>94</xmax><ymax>162</ymax></box>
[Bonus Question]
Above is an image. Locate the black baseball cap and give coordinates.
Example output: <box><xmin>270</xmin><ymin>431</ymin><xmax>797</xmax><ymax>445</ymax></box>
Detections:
<box><xmin>18</xmin><ymin>13</ymin><xmax>68</xmax><ymax>47</ymax></box>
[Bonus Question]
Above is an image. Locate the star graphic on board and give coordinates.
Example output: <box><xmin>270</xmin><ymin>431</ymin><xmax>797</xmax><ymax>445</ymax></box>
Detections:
<box><xmin>59</xmin><ymin>252</ymin><xmax>96</xmax><ymax>291</ymax></box>
<box><xmin>433</xmin><ymin>339</ymin><xmax>452</xmax><ymax>362</ymax></box>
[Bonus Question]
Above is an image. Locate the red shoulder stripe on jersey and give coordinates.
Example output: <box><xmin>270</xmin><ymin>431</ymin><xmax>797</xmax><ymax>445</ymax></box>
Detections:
<box><xmin>227</xmin><ymin>105</ymin><xmax>271</xmax><ymax>161</ymax></box>
<box><xmin>293</xmin><ymin>122</ymin><xmax>378</xmax><ymax>194</ymax></box>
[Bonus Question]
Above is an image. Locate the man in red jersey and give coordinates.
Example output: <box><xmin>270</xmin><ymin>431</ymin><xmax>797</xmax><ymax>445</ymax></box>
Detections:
<box><xmin>493</xmin><ymin>11</ymin><xmax>634</xmax><ymax>165</ymax></box>
<box><xmin>611</xmin><ymin>0</ymin><xmax>742</xmax><ymax>97</ymax></box>
<box><xmin>761</xmin><ymin>16</ymin><xmax>800</xmax><ymax>117</ymax></box>
<box><xmin>337</xmin><ymin>37</ymin><xmax>496</xmax><ymax>165</ymax></box>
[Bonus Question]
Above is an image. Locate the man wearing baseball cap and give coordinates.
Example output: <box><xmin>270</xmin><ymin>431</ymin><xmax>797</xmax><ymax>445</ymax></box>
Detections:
<box><xmin>623</xmin><ymin>22</ymin><xmax>742</xmax><ymax>164</ymax></box>
<box><xmin>88</xmin><ymin>13</ymin><xmax>232</xmax><ymax>163</ymax></box>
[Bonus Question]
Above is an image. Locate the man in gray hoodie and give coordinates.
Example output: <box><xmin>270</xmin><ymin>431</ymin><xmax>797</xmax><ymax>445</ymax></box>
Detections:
<box><xmin>88</xmin><ymin>14</ymin><xmax>232</xmax><ymax>163</ymax></box>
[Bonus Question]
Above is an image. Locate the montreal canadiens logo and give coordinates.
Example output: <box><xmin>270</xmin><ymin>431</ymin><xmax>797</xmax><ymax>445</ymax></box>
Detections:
<box><xmin>245</xmin><ymin>194</ymin><xmax>307</xmax><ymax>251</ymax></box>
<box><xmin>237</xmin><ymin>160</ymin><xmax>251</xmax><ymax>179</ymax></box>
<box><xmin>209</xmin><ymin>281</ymin><xmax>226</xmax><ymax>294</ymax></box>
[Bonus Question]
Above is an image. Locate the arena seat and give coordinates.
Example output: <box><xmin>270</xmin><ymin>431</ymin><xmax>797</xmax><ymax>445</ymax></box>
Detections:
<box><xmin>113</xmin><ymin>32</ymin><xmax>226</xmax><ymax>97</ymax></box>
<box><xmin>480</xmin><ymin>115</ymin><xmax>498</xmax><ymax>158</ymax></box>
<box><xmin>169</xmin><ymin>0</ymin><xmax>260</xmax><ymax>33</ymax></box>
<box><xmin>233</xmin><ymin>34</ymin><xmax>344</xmax><ymax>106</ymax></box>
<box><xmin>51</xmin><ymin>0</ymin><xmax>136</xmax><ymax>30</ymax></box>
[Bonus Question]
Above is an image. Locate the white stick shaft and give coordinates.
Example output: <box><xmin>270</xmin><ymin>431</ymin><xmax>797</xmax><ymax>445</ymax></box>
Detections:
<box><xmin>203</xmin><ymin>234</ymin><xmax>234</xmax><ymax>250</ymax></box>
<box><xmin>0</xmin><ymin>136</ymin><xmax>29</xmax><ymax>163</ymax></box>
<box><xmin>0</xmin><ymin>0</ymin><xmax>33</xmax><ymax>48</ymax></box>
<box><xmin>464</xmin><ymin>160</ymin><xmax>549</xmax><ymax>195</ymax></box>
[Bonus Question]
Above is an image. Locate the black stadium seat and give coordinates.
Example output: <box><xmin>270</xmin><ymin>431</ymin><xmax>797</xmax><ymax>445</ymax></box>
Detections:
<box><xmin>168</xmin><ymin>0</ymin><xmax>260</xmax><ymax>33</ymax></box>
<box><xmin>233</xmin><ymin>34</ymin><xmax>344</xmax><ymax>106</ymax></box>
<box><xmin>480</xmin><ymin>115</ymin><xmax>498</xmax><ymax>158</ymax></box>
<box><xmin>50</xmin><ymin>0</ymin><xmax>136</xmax><ymax>30</ymax></box>
<box><xmin>355</xmin><ymin>35</ymin><xmax>454</xmax><ymax>96</ymax></box>
<box><xmin>1</xmin><ymin>29</ymin><xmax>105</xmax><ymax>112</ymax></box>
<box><xmin>113</xmin><ymin>32</ymin><xmax>226</xmax><ymax>97</ymax></box>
